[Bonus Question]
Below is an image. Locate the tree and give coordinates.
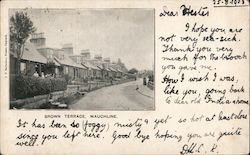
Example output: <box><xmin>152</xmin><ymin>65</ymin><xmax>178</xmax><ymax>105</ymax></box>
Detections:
<box><xmin>10</xmin><ymin>11</ymin><xmax>36</xmax><ymax>74</ymax></box>
<box><xmin>128</xmin><ymin>68</ymin><xmax>138</xmax><ymax>74</ymax></box>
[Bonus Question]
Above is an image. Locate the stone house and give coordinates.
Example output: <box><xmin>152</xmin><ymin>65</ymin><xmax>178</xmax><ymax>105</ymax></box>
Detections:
<box><xmin>53</xmin><ymin>49</ymin><xmax>88</xmax><ymax>84</ymax></box>
<box><xmin>10</xmin><ymin>42</ymin><xmax>48</xmax><ymax>77</ymax></box>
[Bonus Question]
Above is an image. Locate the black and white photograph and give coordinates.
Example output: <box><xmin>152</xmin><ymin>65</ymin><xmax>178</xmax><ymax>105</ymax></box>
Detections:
<box><xmin>9</xmin><ymin>8</ymin><xmax>155</xmax><ymax>110</ymax></box>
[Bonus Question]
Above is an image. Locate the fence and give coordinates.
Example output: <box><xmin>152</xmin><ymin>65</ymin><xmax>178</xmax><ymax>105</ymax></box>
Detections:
<box><xmin>66</xmin><ymin>78</ymin><xmax>134</xmax><ymax>95</ymax></box>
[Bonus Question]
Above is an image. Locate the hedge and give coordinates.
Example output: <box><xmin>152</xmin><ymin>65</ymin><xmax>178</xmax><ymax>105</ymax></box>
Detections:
<box><xmin>10</xmin><ymin>75</ymin><xmax>67</xmax><ymax>100</ymax></box>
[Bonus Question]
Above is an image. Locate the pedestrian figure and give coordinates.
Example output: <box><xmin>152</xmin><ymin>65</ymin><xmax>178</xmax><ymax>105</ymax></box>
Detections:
<box><xmin>110</xmin><ymin>77</ymin><xmax>113</xmax><ymax>85</ymax></box>
<box><xmin>143</xmin><ymin>77</ymin><xmax>146</xmax><ymax>85</ymax></box>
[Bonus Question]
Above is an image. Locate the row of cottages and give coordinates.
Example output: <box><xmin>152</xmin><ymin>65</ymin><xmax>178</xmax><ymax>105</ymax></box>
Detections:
<box><xmin>29</xmin><ymin>33</ymin><xmax>90</xmax><ymax>84</ymax></box>
<box><xmin>10</xmin><ymin>33</ymin><xmax>125</xmax><ymax>84</ymax></box>
<box><xmin>69</xmin><ymin>50</ymin><xmax>125</xmax><ymax>80</ymax></box>
<box><xmin>10</xmin><ymin>33</ymin><xmax>90</xmax><ymax>84</ymax></box>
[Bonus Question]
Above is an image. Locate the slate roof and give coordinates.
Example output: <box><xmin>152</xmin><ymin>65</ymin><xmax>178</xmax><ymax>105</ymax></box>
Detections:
<box><xmin>106</xmin><ymin>68</ymin><xmax>112</xmax><ymax>72</ymax></box>
<box><xmin>97</xmin><ymin>65</ymin><xmax>103</xmax><ymax>70</ymax></box>
<box><xmin>81</xmin><ymin>62</ymin><xmax>100</xmax><ymax>70</ymax></box>
<box><xmin>54</xmin><ymin>55</ymin><xmax>87</xmax><ymax>69</ymax></box>
<box><xmin>116</xmin><ymin>68</ymin><xmax>123</xmax><ymax>73</ymax></box>
<box><xmin>37</xmin><ymin>46</ymin><xmax>55</xmax><ymax>50</ymax></box>
<box><xmin>97</xmin><ymin>65</ymin><xmax>109</xmax><ymax>71</ymax></box>
<box><xmin>108</xmin><ymin>67</ymin><xmax>118</xmax><ymax>72</ymax></box>
<box><xmin>11</xmin><ymin>42</ymin><xmax>48</xmax><ymax>64</ymax></box>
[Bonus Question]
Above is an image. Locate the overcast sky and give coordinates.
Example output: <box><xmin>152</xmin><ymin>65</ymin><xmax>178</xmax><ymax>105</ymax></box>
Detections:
<box><xmin>10</xmin><ymin>9</ymin><xmax>154</xmax><ymax>70</ymax></box>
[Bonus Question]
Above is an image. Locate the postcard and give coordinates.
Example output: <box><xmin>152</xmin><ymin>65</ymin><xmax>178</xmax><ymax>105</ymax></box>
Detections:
<box><xmin>0</xmin><ymin>0</ymin><xmax>249</xmax><ymax>154</ymax></box>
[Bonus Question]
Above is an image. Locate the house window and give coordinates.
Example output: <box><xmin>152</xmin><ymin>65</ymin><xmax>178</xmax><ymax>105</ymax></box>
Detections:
<box><xmin>55</xmin><ymin>68</ymin><xmax>59</xmax><ymax>74</ymax></box>
<box><xmin>73</xmin><ymin>68</ymin><xmax>76</xmax><ymax>78</ymax></box>
<box><xmin>20</xmin><ymin>62</ymin><xmax>26</xmax><ymax>74</ymax></box>
<box><xmin>77</xmin><ymin>69</ymin><xmax>79</xmax><ymax>78</ymax></box>
<box><xmin>64</xmin><ymin>66</ymin><xmax>69</xmax><ymax>74</ymax></box>
<box><xmin>74</xmin><ymin>68</ymin><xmax>79</xmax><ymax>78</ymax></box>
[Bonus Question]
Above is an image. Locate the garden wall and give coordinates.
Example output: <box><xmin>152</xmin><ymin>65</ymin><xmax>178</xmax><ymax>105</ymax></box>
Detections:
<box><xmin>10</xmin><ymin>78</ymin><xmax>135</xmax><ymax>109</ymax></box>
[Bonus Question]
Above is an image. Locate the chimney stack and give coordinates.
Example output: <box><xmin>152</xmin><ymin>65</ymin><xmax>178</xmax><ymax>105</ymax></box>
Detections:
<box><xmin>103</xmin><ymin>57</ymin><xmax>110</xmax><ymax>63</ymax></box>
<box><xmin>80</xmin><ymin>49</ymin><xmax>91</xmax><ymax>59</ymax></box>
<box><xmin>30</xmin><ymin>32</ymin><xmax>46</xmax><ymax>47</ymax></box>
<box><xmin>62</xmin><ymin>43</ymin><xmax>73</xmax><ymax>55</ymax></box>
<box><xmin>94</xmin><ymin>54</ymin><xmax>102</xmax><ymax>61</ymax></box>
